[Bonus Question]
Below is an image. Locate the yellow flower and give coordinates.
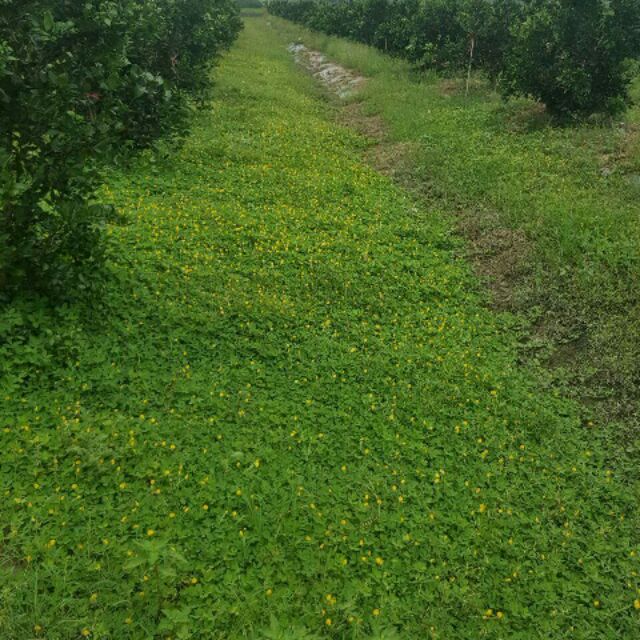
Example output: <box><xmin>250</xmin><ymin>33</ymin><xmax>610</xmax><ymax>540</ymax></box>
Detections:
<box><xmin>479</xmin><ymin>504</ymin><xmax>487</xmax><ymax>513</ymax></box>
<box><xmin>202</xmin><ymin>504</ymin><xmax>209</xmax><ymax>511</ymax></box>
<box><xmin>372</xmin><ymin>608</ymin><xmax>380</xmax><ymax>617</ymax></box>
<box><xmin>634</xmin><ymin>599</ymin><xmax>640</xmax><ymax>610</ymax></box>
<box><xmin>147</xmin><ymin>529</ymin><xmax>155</xmax><ymax>537</ymax></box>
<box><xmin>325</xmin><ymin>618</ymin><xmax>332</xmax><ymax>626</ymax></box>
<box><xmin>266</xmin><ymin>588</ymin><xmax>273</xmax><ymax>597</ymax></box>
<box><xmin>375</xmin><ymin>557</ymin><xmax>384</xmax><ymax>566</ymax></box>
<box><xmin>81</xmin><ymin>629</ymin><xmax>91</xmax><ymax>637</ymax></box>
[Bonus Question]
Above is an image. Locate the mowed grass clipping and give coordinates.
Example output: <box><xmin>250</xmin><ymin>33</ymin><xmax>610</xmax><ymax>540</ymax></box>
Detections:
<box><xmin>1</xmin><ymin>16</ymin><xmax>639</xmax><ymax>640</ymax></box>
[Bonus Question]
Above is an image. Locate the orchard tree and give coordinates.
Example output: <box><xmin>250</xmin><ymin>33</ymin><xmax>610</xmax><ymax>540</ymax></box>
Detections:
<box><xmin>502</xmin><ymin>0</ymin><xmax>640</xmax><ymax>117</ymax></box>
<box><xmin>0</xmin><ymin>0</ymin><xmax>241</xmax><ymax>297</ymax></box>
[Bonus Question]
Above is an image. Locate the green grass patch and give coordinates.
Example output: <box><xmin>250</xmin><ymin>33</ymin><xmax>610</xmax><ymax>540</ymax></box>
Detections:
<box><xmin>268</xmin><ymin>15</ymin><xmax>640</xmax><ymax>446</ymax></box>
<box><xmin>1</xmin><ymin>16</ymin><xmax>639</xmax><ymax>640</ymax></box>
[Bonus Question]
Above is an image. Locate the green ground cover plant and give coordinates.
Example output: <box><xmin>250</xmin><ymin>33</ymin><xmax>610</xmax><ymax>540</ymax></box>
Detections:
<box><xmin>269</xmin><ymin>12</ymin><xmax>640</xmax><ymax>454</ymax></box>
<box><xmin>1</xmin><ymin>14</ymin><xmax>639</xmax><ymax>640</ymax></box>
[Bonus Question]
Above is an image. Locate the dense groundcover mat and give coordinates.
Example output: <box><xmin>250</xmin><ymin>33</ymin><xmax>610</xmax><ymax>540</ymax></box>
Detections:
<box><xmin>1</xmin><ymin>16</ymin><xmax>639</xmax><ymax>640</ymax></box>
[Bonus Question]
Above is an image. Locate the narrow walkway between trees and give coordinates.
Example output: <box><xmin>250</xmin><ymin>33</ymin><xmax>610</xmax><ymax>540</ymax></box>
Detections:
<box><xmin>2</xmin><ymin>14</ymin><xmax>638</xmax><ymax>640</ymax></box>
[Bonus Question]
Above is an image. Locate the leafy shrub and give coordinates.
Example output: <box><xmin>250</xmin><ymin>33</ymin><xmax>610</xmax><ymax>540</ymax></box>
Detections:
<box><xmin>267</xmin><ymin>0</ymin><xmax>640</xmax><ymax>114</ymax></box>
<box><xmin>0</xmin><ymin>0</ymin><xmax>241</xmax><ymax>299</ymax></box>
<box><xmin>266</xmin><ymin>0</ymin><xmax>490</xmax><ymax>71</ymax></box>
<box><xmin>502</xmin><ymin>0</ymin><xmax>640</xmax><ymax>117</ymax></box>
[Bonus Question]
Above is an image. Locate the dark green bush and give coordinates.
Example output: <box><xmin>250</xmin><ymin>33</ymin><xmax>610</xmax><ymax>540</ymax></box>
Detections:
<box><xmin>267</xmin><ymin>0</ymin><xmax>640</xmax><ymax>115</ymax></box>
<box><xmin>502</xmin><ymin>0</ymin><xmax>640</xmax><ymax>117</ymax></box>
<box><xmin>0</xmin><ymin>0</ymin><xmax>241</xmax><ymax>299</ymax></box>
<box><xmin>266</xmin><ymin>0</ymin><xmax>489</xmax><ymax>71</ymax></box>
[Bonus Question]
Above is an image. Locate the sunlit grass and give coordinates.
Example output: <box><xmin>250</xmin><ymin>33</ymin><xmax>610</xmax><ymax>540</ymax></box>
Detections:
<box><xmin>0</xmin><ymin>15</ymin><xmax>639</xmax><ymax>640</ymax></box>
